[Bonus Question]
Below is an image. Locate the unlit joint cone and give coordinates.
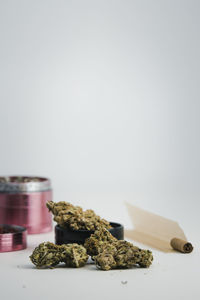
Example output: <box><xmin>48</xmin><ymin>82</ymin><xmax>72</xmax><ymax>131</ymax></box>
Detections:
<box><xmin>170</xmin><ymin>238</ymin><xmax>193</xmax><ymax>253</ymax></box>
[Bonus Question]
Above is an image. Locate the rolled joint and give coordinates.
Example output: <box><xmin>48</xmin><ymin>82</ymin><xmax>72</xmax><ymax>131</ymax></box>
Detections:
<box><xmin>170</xmin><ymin>238</ymin><xmax>193</xmax><ymax>253</ymax></box>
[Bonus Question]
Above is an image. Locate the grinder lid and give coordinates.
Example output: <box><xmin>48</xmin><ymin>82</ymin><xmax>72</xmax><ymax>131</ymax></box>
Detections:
<box><xmin>0</xmin><ymin>176</ymin><xmax>51</xmax><ymax>193</ymax></box>
<box><xmin>0</xmin><ymin>224</ymin><xmax>27</xmax><ymax>252</ymax></box>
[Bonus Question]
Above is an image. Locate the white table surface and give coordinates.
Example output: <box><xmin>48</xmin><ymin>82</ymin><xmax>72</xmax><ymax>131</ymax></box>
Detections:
<box><xmin>1</xmin><ymin>227</ymin><xmax>199</xmax><ymax>300</ymax></box>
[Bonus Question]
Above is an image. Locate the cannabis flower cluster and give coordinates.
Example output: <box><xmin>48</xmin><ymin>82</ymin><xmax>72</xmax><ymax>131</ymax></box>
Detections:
<box><xmin>84</xmin><ymin>228</ymin><xmax>153</xmax><ymax>270</ymax></box>
<box><xmin>46</xmin><ymin>201</ymin><xmax>111</xmax><ymax>231</ymax></box>
<box><xmin>30</xmin><ymin>229</ymin><xmax>153</xmax><ymax>270</ymax></box>
<box><xmin>30</xmin><ymin>242</ymin><xmax>88</xmax><ymax>268</ymax></box>
<box><xmin>30</xmin><ymin>201</ymin><xmax>153</xmax><ymax>270</ymax></box>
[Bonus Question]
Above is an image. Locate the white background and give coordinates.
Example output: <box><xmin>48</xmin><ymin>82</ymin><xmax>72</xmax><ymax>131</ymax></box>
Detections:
<box><xmin>0</xmin><ymin>0</ymin><xmax>200</xmax><ymax>299</ymax></box>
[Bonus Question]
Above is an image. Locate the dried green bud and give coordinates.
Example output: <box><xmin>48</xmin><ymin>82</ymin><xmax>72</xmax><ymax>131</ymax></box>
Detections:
<box><xmin>84</xmin><ymin>228</ymin><xmax>153</xmax><ymax>270</ymax></box>
<box><xmin>30</xmin><ymin>242</ymin><xmax>88</xmax><ymax>268</ymax></box>
<box><xmin>137</xmin><ymin>249</ymin><xmax>153</xmax><ymax>268</ymax></box>
<box><xmin>60</xmin><ymin>244</ymin><xmax>89</xmax><ymax>268</ymax></box>
<box><xmin>84</xmin><ymin>227</ymin><xmax>117</xmax><ymax>256</ymax></box>
<box><xmin>95</xmin><ymin>252</ymin><xmax>117</xmax><ymax>270</ymax></box>
<box><xmin>94</xmin><ymin>240</ymin><xmax>153</xmax><ymax>270</ymax></box>
<box><xmin>46</xmin><ymin>201</ymin><xmax>111</xmax><ymax>231</ymax></box>
<box><xmin>29</xmin><ymin>242</ymin><xmax>61</xmax><ymax>268</ymax></box>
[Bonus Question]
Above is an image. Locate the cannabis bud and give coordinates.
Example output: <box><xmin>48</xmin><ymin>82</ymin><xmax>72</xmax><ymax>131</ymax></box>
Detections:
<box><xmin>94</xmin><ymin>240</ymin><xmax>153</xmax><ymax>270</ymax></box>
<box><xmin>60</xmin><ymin>243</ymin><xmax>89</xmax><ymax>268</ymax></box>
<box><xmin>29</xmin><ymin>242</ymin><xmax>62</xmax><ymax>268</ymax></box>
<box><xmin>84</xmin><ymin>227</ymin><xmax>116</xmax><ymax>256</ymax></box>
<box><xmin>30</xmin><ymin>242</ymin><xmax>88</xmax><ymax>268</ymax></box>
<box><xmin>84</xmin><ymin>228</ymin><xmax>153</xmax><ymax>270</ymax></box>
<box><xmin>46</xmin><ymin>201</ymin><xmax>111</xmax><ymax>231</ymax></box>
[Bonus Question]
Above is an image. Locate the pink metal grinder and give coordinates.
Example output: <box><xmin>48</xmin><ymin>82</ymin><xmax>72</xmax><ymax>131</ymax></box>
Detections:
<box><xmin>0</xmin><ymin>176</ymin><xmax>52</xmax><ymax>234</ymax></box>
<box><xmin>0</xmin><ymin>224</ymin><xmax>27</xmax><ymax>252</ymax></box>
